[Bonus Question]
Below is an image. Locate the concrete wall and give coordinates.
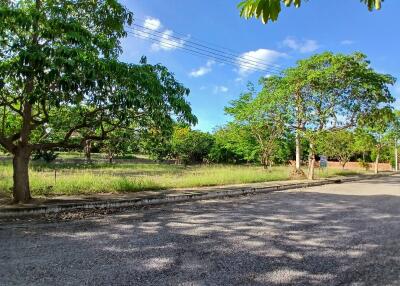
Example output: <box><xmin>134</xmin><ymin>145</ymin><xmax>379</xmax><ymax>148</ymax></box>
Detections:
<box><xmin>289</xmin><ymin>160</ymin><xmax>393</xmax><ymax>171</ymax></box>
<box><xmin>322</xmin><ymin>161</ymin><xmax>392</xmax><ymax>171</ymax></box>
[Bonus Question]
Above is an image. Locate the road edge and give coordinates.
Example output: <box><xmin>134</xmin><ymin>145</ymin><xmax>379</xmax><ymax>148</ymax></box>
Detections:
<box><xmin>0</xmin><ymin>173</ymin><xmax>396</xmax><ymax>218</ymax></box>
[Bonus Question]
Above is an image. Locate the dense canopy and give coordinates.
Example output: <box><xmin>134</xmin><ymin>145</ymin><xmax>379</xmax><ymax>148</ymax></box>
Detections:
<box><xmin>0</xmin><ymin>0</ymin><xmax>196</xmax><ymax>202</ymax></box>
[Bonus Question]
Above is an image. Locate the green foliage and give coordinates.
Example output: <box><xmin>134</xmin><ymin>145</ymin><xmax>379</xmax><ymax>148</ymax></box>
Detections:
<box><xmin>357</xmin><ymin>159</ymin><xmax>371</xmax><ymax>171</ymax></box>
<box><xmin>171</xmin><ymin>126</ymin><xmax>214</xmax><ymax>165</ymax></box>
<box><xmin>32</xmin><ymin>149</ymin><xmax>58</xmax><ymax>163</ymax></box>
<box><xmin>0</xmin><ymin>0</ymin><xmax>196</xmax><ymax>153</ymax></box>
<box><xmin>210</xmin><ymin>123</ymin><xmax>258</xmax><ymax>163</ymax></box>
<box><xmin>224</xmin><ymin>81</ymin><xmax>290</xmax><ymax>167</ymax></box>
<box><xmin>353</xmin><ymin>128</ymin><xmax>376</xmax><ymax>160</ymax></box>
<box><xmin>101</xmin><ymin>128</ymin><xmax>140</xmax><ymax>160</ymax></box>
<box><xmin>138</xmin><ymin>128</ymin><xmax>172</xmax><ymax>162</ymax></box>
<box><xmin>362</xmin><ymin>109</ymin><xmax>396</xmax><ymax>152</ymax></box>
<box><xmin>353</xmin><ymin>109</ymin><xmax>399</xmax><ymax>172</ymax></box>
<box><xmin>0</xmin><ymin>0</ymin><xmax>197</xmax><ymax>201</ymax></box>
<box><xmin>238</xmin><ymin>0</ymin><xmax>383</xmax><ymax>24</ymax></box>
<box><xmin>282</xmin><ymin>52</ymin><xmax>394</xmax><ymax>177</ymax></box>
<box><xmin>212</xmin><ymin>52</ymin><xmax>395</xmax><ymax>178</ymax></box>
<box><xmin>285</xmin><ymin>52</ymin><xmax>395</xmax><ymax>133</ymax></box>
<box><xmin>316</xmin><ymin>130</ymin><xmax>356</xmax><ymax>168</ymax></box>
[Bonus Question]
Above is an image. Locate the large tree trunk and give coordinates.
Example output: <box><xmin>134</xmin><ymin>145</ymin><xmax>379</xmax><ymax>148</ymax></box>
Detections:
<box><xmin>12</xmin><ymin>148</ymin><xmax>31</xmax><ymax>203</ymax></box>
<box><xmin>295</xmin><ymin>131</ymin><xmax>301</xmax><ymax>171</ymax></box>
<box><xmin>374</xmin><ymin>152</ymin><xmax>380</xmax><ymax>174</ymax></box>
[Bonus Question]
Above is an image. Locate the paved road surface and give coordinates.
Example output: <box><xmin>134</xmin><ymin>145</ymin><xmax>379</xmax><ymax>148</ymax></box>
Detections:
<box><xmin>1</xmin><ymin>175</ymin><xmax>399</xmax><ymax>285</ymax></box>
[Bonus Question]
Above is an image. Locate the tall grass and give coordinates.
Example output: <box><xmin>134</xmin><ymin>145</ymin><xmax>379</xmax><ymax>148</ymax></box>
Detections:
<box><xmin>0</xmin><ymin>158</ymin><xmax>368</xmax><ymax>198</ymax></box>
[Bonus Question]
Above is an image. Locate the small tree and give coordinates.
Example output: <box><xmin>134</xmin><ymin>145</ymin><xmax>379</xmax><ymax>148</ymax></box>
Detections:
<box><xmin>317</xmin><ymin>130</ymin><xmax>356</xmax><ymax>169</ymax></box>
<box><xmin>387</xmin><ymin>110</ymin><xmax>400</xmax><ymax>171</ymax></box>
<box><xmin>353</xmin><ymin>128</ymin><xmax>375</xmax><ymax>162</ymax></box>
<box><xmin>101</xmin><ymin>128</ymin><xmax>140</xmax><ymax>163</ymax></box>
<box><xmin>225</xmin><ymin>81</ymin><xmax>289</xmax><ymax>169</ymax></box>
<box><xmin>361</xmin><ymin>109</ymin><xmax>399</xmax><ymax>173</ymax></box>
<box><xmin>210</xmin><ymin>123</ymin><xmax>257</xmax><ymax>164</ymax></box>
<box><xmin>139</xmin><ymin>128</ymin><xmax>173</xmax><ymax>162</ymax></box>
<box><xmin>171</xmin><ymin>126</ymin><xmax>214</xmax><ymax>165</ymax></box>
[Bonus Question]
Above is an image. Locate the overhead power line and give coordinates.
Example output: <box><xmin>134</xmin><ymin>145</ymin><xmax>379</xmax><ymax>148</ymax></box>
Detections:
<box><xmin>130</xmin><ymin>23</ymin><xmax>282</xmax><ymax>73</ymax></box>
<box><xmin>125</xmin><ymin>20</ymin><xmax>283</xmax><ymax>76</ymax></box>
<box><xmin>128</xmin><ymin>29</ymin><xmax>280</xmax><ymax>75</ymax></box>
<box><xmin>132</xmin><ymin>16</ymin><xmax>282</xmax><ymax>70</ymax></box>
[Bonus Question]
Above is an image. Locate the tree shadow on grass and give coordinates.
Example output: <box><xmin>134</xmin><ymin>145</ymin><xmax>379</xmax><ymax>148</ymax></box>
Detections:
<box><xmin>1</xmin><ymin>184</ymin><xmax>400</xmax><ymax>285</ymax></box>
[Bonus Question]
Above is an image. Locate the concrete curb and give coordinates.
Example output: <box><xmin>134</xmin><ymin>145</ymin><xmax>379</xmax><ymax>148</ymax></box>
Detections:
<box><xmin>0</xmin><ymin>173</ymin><xmax>395</xmax><ymax>218</ymax></box>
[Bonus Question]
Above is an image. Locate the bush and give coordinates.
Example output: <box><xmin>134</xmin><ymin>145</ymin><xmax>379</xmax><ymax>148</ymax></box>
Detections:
<box><xmin>32</xmin><ymin>150</ymin><xmax>58</xmax><ymax>163</ymax></box>
<box><xmin>357</xmin><ymin>159</ymin><xmax>371</xmax><ymax>171</ymax></box>
<box><xmin>172</xmin><ymin>127</ymin><xmax>214</xmax><ymax>164</ymax></box>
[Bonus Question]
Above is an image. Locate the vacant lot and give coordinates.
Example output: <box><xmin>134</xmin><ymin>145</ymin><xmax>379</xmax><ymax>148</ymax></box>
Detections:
<box><xmin>1</xmin><ymin>175</ymin><xmax>399</xmax><ymax>285</ymax></box>
<box><xmin>0</xmin><ymin>153</ymin><xmax>366</xmax><ymax>198</ymax></box>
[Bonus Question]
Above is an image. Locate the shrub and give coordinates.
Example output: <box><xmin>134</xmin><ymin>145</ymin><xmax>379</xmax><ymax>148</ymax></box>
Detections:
<box><xmin>357</xmin><ymin>159</ymin><xmax>371</xmax><ymax>171</ymax></box>
<box><xmin>32</xmin><ymin>150</ymin><xmax>58</xmax><ymax>163</ymax></box>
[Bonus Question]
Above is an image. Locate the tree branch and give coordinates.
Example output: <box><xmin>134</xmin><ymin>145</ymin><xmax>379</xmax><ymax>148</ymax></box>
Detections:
<box><xmin>0</xmin><ymin>135</ymin><xmax>15</xmax><ymax>153</ymax></box>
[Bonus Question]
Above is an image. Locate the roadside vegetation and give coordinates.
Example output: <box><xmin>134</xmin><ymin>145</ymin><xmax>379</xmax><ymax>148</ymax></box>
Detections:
<box><xmin>0</xmin><ymin>154</ymin><xmax>366</xmax><ymax>198</ymax></box>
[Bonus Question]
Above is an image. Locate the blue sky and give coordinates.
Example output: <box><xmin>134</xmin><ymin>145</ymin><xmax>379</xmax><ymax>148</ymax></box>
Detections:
<box><xmin>119</xmin><ymin>0</ymin><xmax>400</xmax><ymax>132</ymax></box>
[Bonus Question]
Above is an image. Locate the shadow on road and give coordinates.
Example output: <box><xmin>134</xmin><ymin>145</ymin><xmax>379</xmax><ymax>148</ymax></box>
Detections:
<box><xmin>1</xmin><ymin>178</ymin><xmax>400</xmax><ymax>285</ymax></box>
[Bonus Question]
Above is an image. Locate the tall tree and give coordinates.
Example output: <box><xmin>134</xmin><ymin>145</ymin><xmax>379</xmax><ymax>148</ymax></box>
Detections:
<box><xmin>238</xmin><ymin>0</ymin><xmax>383</xmax><ymax>24</ymax></box>
<box><xmin>225</xmin><ymin>81</ymin><xmax>289</xmax><ymax>169</ymax></box>
<box><xmin>0</xmin><ymin>0</ymin><xmax>196</xmax><ymax>202</ymax></box>
<box><xmin>280</xmin><ymin>52</ymin><xmax>395</xmax><ymax>179</ymax></box>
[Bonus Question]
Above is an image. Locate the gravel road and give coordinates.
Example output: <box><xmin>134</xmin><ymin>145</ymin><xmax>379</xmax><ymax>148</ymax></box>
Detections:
<box><xmin>1</xmin><ymin>175</ymin><xmax>399</xmax><ymax>285</ymax></box>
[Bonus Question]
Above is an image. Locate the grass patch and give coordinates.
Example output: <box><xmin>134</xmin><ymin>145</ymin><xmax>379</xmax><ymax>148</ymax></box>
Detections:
<box><xmin>0</xmin><ymin>156</ymin><xmax>370</xmax><ymax>198</ymax></box>
<box><xmin>317</xmin><ymin>168</ymin><xmax>366</xmax><ymax>178</ymax></box>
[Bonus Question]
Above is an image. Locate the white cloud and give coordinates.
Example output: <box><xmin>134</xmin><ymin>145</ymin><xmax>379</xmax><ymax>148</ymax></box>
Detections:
<box><xmin>282</xmin><ymin>37</ymin><xmax>319</xmax><ymax>53</ymax></box>
<box><xmin>151</xmin><ymin>29</ymin><xmax>187</xmax><ymax>51</ymax></box>
<box><xmin>135</xmin><ymin>17</ymin><xmax>163</xmax><ymax>39</ymax></box>
<box><xmin>341</xmin><ymin>40</ymin><xmax>355</xmax><ymax>45</ymax></box>
<box><xmin>189</xmin><ymin>60</ymin><xmax>215</xmax><ymax>78</ymax></box>
<box><xmin>143</xmin><ymin>17</ymin><xmax>162</xmax><ymax>31</ymax></box>
<box><xmin>135</xmin><ymin>17</ymin><xmax>188</xmax><ymax>52</ymax></box>
<box><xmin>213</xmin><ymin>85</ymin><xmax>229</xmax><ymax>93</ymax></box>
<box><xmin>237</xmin><ymin>49</ymin><xmax>285</xmax><ymax>76</ymax></box>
